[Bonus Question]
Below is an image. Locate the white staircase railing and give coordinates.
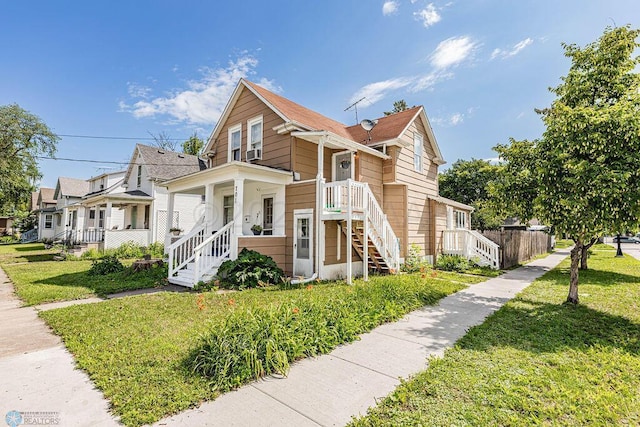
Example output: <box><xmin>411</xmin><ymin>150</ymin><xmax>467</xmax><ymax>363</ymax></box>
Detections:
<box><xmin>322</xmin><ymin>179</ymin><xmax>400</xmax><ymax>272</ymax></box>
<box><xmin>168</xmin><ymin>222</ymin><xmax>208</xmax><ymax>279</ymax></box>
<box><xmin>20</xmin><ymin>228</ymin><xmax>38</xmax><ymax>243</ymax></box>
<box><xmin>192</xmin><ymin>221</ymin><xmax>234</xmax><ymax>284</ymax></box>
<box><xmin>442</xmin><ymin>229</ymin><xmax>500</xmax><ymax>269</ymax></box>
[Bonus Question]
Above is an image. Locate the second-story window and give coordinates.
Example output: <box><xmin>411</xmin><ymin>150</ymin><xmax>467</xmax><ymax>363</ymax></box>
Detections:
<box><xmin>414</xmin><ymin>133</ymin><xmax>423</xmax><ymax>173</ymax></box>
<box><xmin>137</xmin><ymin>165</ymin><xmax>142</xmax><ymax>188</ymax></box>
<box><xmin>247</xmin><ymin>116</ymin><xmax>263</xmax><ymax>156</ymax></box>
<box><xmin>228</xmin><ymin>124</ymin><xmax>241</xmax><ymax>162</ymax></box>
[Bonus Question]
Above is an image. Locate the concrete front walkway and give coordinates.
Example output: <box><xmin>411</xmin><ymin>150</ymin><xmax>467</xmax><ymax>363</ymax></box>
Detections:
<box><xmin>0</xmin><ymin>267</ymin><xmax>118</xmax><ymax>426</ymax></box>
<box><xmin>156</xmin><ymin>248</ymin><xmax>570</xmax><ymax>427</ymax></box>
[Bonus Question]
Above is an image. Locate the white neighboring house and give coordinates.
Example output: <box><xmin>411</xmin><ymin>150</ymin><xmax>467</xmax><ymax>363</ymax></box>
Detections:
<box><xmin>65</xmin><ymin>144</ymin><xmax>206</xmax><ymax>249</ymax></box>
<box><xmin>52</xmin><ymin>176</ymin><xmax>90</xmax><ymax>240</ymax></box>
<box><xmin>33</xmin><ymin>188</ymin><xmax>57</xmax><ymax>241</ymax></box>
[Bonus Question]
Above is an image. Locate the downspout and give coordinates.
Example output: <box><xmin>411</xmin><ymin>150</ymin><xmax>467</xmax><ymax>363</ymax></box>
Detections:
<box><xmin>315</xmin><ymin>135</ymin><xmax>325</xmax><ymax>281</ymax></box>
<box><xmin>291</xmin><ymin>273</ymin><xmax>318</xmax><ymax>285</ymax></box>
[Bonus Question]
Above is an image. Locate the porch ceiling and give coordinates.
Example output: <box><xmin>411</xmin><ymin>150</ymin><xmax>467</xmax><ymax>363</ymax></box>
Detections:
<box><xmin>161</xmin><ymin>161</ymin><xmax>293</xmax><ymax>193</ymax></box>
<box><xmin>292</xmin><ymin>131</ymin><xmax>390</xmax><ymax>160</ymax></box>
<box><xmin>82</xmin><ymin>191</ymin><xmax>153</xmax><ymax>207</ymax></box>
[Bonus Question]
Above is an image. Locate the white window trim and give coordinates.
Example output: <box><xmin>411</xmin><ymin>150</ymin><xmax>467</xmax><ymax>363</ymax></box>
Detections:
<box><xmin>228</xmin><ymin>124</ymin><xmax>242</xmax><ymax>162</ymax></box>
<box><xmin>247</xmin><ymin>115</ymin><xmax>264</xmax><ymax>154</ymax></box>
<box><xmin>261</xmin><ymin>194</ymin><xmax>276</xmax><ymax>235</ymax></box>
<box><xmin>414</xmin><ymin>133</ymin><xmax>423</xmax><ymax>173</ymax></box>
<box><xmin>44</xmin><ymin>214</ymin><xmax>53</xmax><ymax>229</ymax></box>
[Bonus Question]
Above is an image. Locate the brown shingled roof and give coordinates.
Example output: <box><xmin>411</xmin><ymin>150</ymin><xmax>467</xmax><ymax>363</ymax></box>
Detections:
<box><xmin>243</xmin><ymin>79</ymin><xmax>355</xmax><ymax>140</ymax></box>
<box><xmin>243</xmin><ymin>79</ymin><xmax>422</xmax><ymax>146</ymax></box>
<box><xmin>345</xmin><ymin>106</ymin><xmax>422</xmax><ymax>145</ymax></box>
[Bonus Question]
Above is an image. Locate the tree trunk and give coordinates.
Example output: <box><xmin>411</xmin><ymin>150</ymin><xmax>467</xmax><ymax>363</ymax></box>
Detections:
<box><xmin>567</xmin><ymin>242</ymin><xmax>582</xmax><ymax>304</ymax></box>
<box><xmin>580</xmin><ymin>238</ymin><xmax>598</xmax><ymax>270</ymax></box>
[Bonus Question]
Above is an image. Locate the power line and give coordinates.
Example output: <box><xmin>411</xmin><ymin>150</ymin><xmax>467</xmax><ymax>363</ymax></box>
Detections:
<box><xmin>57</xmin><ymin>134</ymin><xmax>189</xmax><ymax>141</ymax></box>
<box><xmin>36</xmin><ymin>156</ymin><xmax>204</xmax><ymax>167</ymax></box>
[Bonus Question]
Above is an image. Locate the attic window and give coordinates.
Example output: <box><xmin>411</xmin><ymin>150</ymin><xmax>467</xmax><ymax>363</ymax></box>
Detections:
<box><xmin>137</xmin><ymin>165</ymin><xmax>142</xmax><ymax>188</ymax></box>
<box><xmin>414</xmin><ymin>133</ymin><xmax>423</xmax><ymax>173</ymax></box>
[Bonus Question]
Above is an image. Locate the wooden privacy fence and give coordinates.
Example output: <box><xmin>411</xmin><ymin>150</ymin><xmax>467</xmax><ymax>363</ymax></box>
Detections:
<box><xmin>480</xmin><ymin>230</ymin><xmax>553</xmax><ymax>269</ymax></box>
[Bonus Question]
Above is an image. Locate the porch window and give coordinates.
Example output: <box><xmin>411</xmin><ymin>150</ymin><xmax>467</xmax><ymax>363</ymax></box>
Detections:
<box><xmin>455</xmin><ymin>210</ymin><xmax>467</xmax><ymax>229</ymax></box>
<box><xmin>247</xmin><ymin>116</ymin><xmax>263</xmax><ymax>157</ymax></box>
<box><xmin>89</xmin><ymin>209</ymin><xmax>96</xmax><ymax>220</ymax></box>
<box><xmin>223</xmin><ymin>195</ymin><xmax>234</xmax><ymax>225</ymax></box>
<box><xmin>228</xmin><ymin>124</ymin><xmax>241</xmax><ymax>162</ymax></box>
<box><xmin>414</xmin><ymin>133</ymin><xmax>423</xmax><ymax>172</ymax></box>
<box><xmin>262</xmin><ymin>197</ymin><xmax>274</xmax><ymax>235</ymax></box>
<box><xmin>98</xmin><ymin>210</ymin><xmax>105</xmax><ymax>229</ymax></box>
<box><xmin>44</xmin><ymin>214</ymin><xmax>53</xmax><ymax>229</ymax></box>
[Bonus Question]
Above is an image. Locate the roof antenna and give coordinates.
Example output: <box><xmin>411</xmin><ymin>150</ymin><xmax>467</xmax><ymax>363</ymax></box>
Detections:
<box><xmin>345</xmin><ymin>97</ymin><xmax>366</xmax><ymax>124</ymax></box>
<box><xmin>360</xmin><ymin>119</ymin><xmax>378</xmax><ymax>142</ymax></box>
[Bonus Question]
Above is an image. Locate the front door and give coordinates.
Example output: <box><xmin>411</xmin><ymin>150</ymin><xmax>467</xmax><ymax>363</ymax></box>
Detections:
<box><xmin>293</xmin><ymin>210</ymin><xmax>313</xmax><ymax>277</ymax></box>
<box><xmin>334</xmin><ymin>152</ymin><xmax>353</xmax><ymax>181</ymax></box>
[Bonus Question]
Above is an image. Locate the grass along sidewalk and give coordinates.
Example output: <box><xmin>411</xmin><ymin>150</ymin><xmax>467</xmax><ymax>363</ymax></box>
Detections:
<box><xmin>350</xmin><ymin>249</ymin><xmax>640</xmax><ymax>426</ymax></box>
<box><xmin>40</xmin><ymin>271</ymin><xmax>487</xmax><ymax>427</ymax></box>
<box><xmin>3</xmin><ymin>259</ymin><xmax>167</xmax><ymax>305</ymax></box>
<box><xmin>0</xmin><ymin>242</ymin><xmax>57</xmax><ymax>265</ymax></box>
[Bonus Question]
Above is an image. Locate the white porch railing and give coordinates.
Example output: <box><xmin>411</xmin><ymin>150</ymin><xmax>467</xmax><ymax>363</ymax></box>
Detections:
<box><xmin>322</xmin><ymin>179</ymin><xmax>400</xmax><ymax>272</ymax></box>
<box><xmin>442</xmin><ymin>229</ymin><xmax>500</xmax><ymax>269</ymax></box>
<box><xmin>192</xmin><ymin>221</ymin><xmax>234</xmax><ymax>284</ymax></box>
<box><xmin>168</xmin><ymin>222</ymin><xmax>209</xmax><ymax>279</ymax></box>
<box><xmin>72</xmin><ymin>228</ymin><xmax>105</xmax><ymax>243</ymax></box>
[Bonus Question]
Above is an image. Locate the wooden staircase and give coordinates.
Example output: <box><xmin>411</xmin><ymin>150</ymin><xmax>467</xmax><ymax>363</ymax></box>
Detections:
<box><xmin>341</xmin><ymin>220</ymin><xmax>391</xmax><ymax>274</ymax></box>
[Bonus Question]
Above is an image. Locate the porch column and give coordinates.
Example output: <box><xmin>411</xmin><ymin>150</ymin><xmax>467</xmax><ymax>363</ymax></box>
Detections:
<box><xmin>205</xmin><ymin>184</ymin><xmax>214</xmax><ymax>231</ymax></box>
<box><xmin>105</xmin><ymin>201</ymin><xmax>112</xmax><ymax>230</ymax></box>
<box><xmin>76</xmin><ymin>208</ymin><xmax>85</xmax><ymax>242</ymax></box>
<box><xmin>231</xmin><ymin>178</ymin><xmax>244</xmax><ymax>259</ymax></box>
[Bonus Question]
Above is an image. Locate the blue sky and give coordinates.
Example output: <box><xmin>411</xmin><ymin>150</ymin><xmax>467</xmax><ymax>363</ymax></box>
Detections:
<box><xmin>2</xmin><ymin>1</ymin><xmax>639</xmax><ymax>189</ymax></box>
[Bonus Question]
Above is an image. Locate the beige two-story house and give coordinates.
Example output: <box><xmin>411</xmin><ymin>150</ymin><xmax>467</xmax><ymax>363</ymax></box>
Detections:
<box><xmin>163</xmin><ymin>79</ymin><xmax>492</xmax><ymax>287</ymax></box>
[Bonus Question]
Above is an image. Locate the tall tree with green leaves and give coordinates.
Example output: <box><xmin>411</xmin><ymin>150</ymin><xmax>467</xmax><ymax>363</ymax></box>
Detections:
<box><xmin>522</xmin><ymin>26</ymin><xmax>640</xmax><ymax>304</ymax></box>
<box><xmin>182</xmin><ymin>132</ymin><xmax>204</xmax><ymax>156</ymax></box>
<box><xmin>0</xmin><ymin>104</ymin><xmax>58</xmax><ymax>213</ymax></box>
<box><xmin>438</xmin><ymin>158</ymin><xmax>502</xmax><ymax>230</ymax></box>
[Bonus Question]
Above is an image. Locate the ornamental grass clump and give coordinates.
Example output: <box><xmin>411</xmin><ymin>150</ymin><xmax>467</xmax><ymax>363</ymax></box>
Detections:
<box><xmin>187</xmin><ymin>274</ymin><xmax>463</xmax><ymax>391</ymax></box>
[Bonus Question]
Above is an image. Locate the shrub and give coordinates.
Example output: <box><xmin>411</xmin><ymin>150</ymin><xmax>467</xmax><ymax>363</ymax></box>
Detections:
<box><xmin>88</xmin><ymin>255</ymin><xmax>124</xmax><ymax>276</ymax></box>
<box><xmin>216</xmin><ymin>248</ymin><xmax>284</xmax><ymax>290</ymax></box>
<box><xmin>0</xmin><ymin>235</ymin><xmax>19</xmax><ymax>244</ymax></box>
<box><xmin>146</xmin><ymin>242</ymin><xmax>164</xmax><ymax>258</ymax></box>
<box><xmin>188</xmin><ymin>273</ymin><xmax>463</xmax><ymax>392</ymax></box>
<box><xmin>436</xmin><ymin>254</ymin><xmax>470</xmax><ymax>272</ymax></box>
<box><xmin>402</xmin><ymin>243</ymin><xmax>427</xmax><ymax>273</ymax></box>
<box><xmin>79</xmin><ymin>248</ymin><xmax>101</xmax><ymax>259</ymax></box>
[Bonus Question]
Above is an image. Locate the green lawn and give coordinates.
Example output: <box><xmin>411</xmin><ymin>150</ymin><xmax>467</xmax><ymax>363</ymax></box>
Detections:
<box><xmin>39</xmin><ymin>272</ymin><xmax>487</xmax><ymax>426</ymax></box>
<box><xmin>0</xmin><ymin>242</ymin><xmax>57</xmax><ymax>264</ymax></box>
<box><xmin>350</xmin><ymin>250</ymin><xmax>640</xmax><ymax>426</ymax></box>
<box><xmin>3</xmin><ymin>260</ymin><xmax>167</xmax><ymax>305</ymax></box>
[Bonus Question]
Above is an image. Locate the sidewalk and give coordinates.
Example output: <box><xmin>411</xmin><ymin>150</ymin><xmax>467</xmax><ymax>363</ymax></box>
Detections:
<box><xmin>156</xmin><ymin>248</ymin><xmax>570</xmax><ymax>427</ymax></box>
<box><xmin>0</xmin><ymin>267</ymin><xmax>118</xmax><ymax>427</ymax></box>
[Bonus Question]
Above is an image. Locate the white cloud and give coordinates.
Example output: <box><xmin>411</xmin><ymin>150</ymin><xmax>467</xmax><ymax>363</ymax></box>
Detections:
<box><xmin>491</xmin><ymin>37</ymin><xmax>533</xmax><ymax>60</ymax></box>
<box><xmin>349</xmin><ymin>77</ymin><xmax>413</xmax><ymax>106</ymax></box>
<box><xmin>414</xmin><ymin>3</ymin><xmax>441</xmax><ymax>28</ymax></box>
<box><xmin>432</xmin><ymin>112</ymin><xmax>465</xmax><ymax>126</ymax></box>
<box><xmin>120</xmin><ymin>54</ymin><xmax>277</xmax><ymax>125</ymax></box>
<box><xmin>411</xmin><ymin>70</ymin><xmax>451</xmax><ymax>92</ymax></box>
<box><xmin>127</xmin><ymin>83</ymin><xmax>152</xmax><ymax>99</ymax></box>
<box><xmin>382</xmin><ymin>1</ymin><xmax>398</xmax><ymax>16</ymax></box>
<box><xmin>430</xmin><ymin>36</ymin><xmax>477</xmax><ymax>69</ymax></box>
